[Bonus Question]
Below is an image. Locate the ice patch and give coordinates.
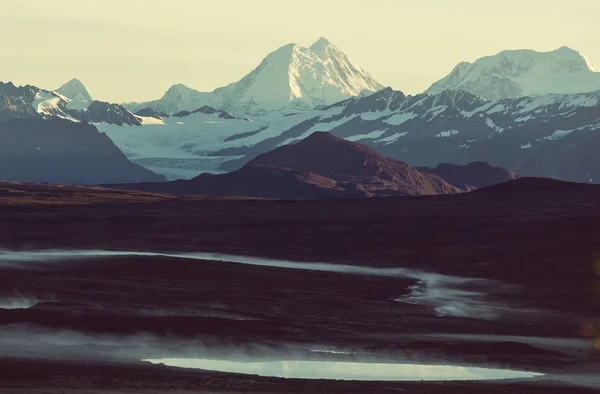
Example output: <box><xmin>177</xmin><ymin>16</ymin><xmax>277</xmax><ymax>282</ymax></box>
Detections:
<box><xmin>360</xmin><ymin>111</ymin><xmax>389</xmax><ymax>121</ymax></box>
<box><xmin>515</xmin><ymin>115</ymin><xmax>534</xmax><ymax>122</ymax></box>
<box><xmin>427</xmin><ymin>105</ymin><xmax>447</xmax><ymax>121</ymax></box>
<box><xmin>461</xmin><ymin>101</ymin><xmax>495</xmax><ymax>118</ymax></box>
<box><xmin>436</xmin><ymin>130</ymin><xmax>459</xmax><ymax>138</ymax></box>
<box><xmin>487</xmin><ymin>104</ymin><xmax>505</xmax><ymax>114</ymax></box>
<box><xmin>485</xmin><ymin>118</ymin><xmax>504</xmax><ymax>133</ymax></box>
<box><xmin>541</xmin><ymin>129</ymin><xmax>574</xmax><ymax>141</ymax></box>
<box><xmin>383</xmin><ymin>112</ymin><xmax>417</xmax><ymax>126</ymax></box>
<box><xmin>345</xmin><ymin>129</ymin><xmax>388</xmax><ymax>142</ymax></box>
<box><xmin>377</xmin><ymin>132</ymin><xmax>408</xmax><ymax>145</ymax></box>
<box><xmin>516</xmin><ymin>95</ymin><xmax>557</xmax><ymax>114</ymax></box>
<box><xmin>98</xmin><ymin>113</ymin><xmax>263</xmax><ymax>164</ymax></box>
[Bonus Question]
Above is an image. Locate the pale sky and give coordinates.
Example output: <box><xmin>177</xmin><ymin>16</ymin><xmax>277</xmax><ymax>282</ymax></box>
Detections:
<box><xmin>1</xmin><ymin>0</ymin><xmax>598</xmax><ymax>102</ymax></box>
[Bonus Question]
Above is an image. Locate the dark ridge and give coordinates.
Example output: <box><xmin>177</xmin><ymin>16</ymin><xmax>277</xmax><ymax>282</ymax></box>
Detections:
<box><xmin>0</xmin><ymin>118</ymin><xmax>164</xmax><ymax>184</ymax></box>
<box><xmin>69</xmin><ymin>101</ymin><xmax>141</xmax><ymax>126</ymax></box>
<box><xmin>416</xmin><ymin>161</ymin><xmax>518</xmax><ymax>189</ymax></box>
<box><xmin>471</xmin><ymin>176</ymin><xmax>595</xmax><ymax>197</ymax></box>
<box><xmin>172</xmin><ymin>105</ymin><xmax>237</xmax><ymax>120</ymax></box>
<box><xmin>106</xmin><ymin>132</ymin><xmax>461</xmax><ymax>198</ymax></box>
<box><xmin>135</xmin><ymin>107</ymin><xmax>165</xmax><ymax>118</ymax></box>
<box><xmin>223</xmin><ymin>126</ymin><xmax>268</xmax><ymax>142</ymax></box>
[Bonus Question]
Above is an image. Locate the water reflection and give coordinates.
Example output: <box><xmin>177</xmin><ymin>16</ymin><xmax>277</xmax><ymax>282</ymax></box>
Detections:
<box><xmin>144</xmin><ymin>358</ymin><xmax>543</xmax><ymax>381</ymax></box>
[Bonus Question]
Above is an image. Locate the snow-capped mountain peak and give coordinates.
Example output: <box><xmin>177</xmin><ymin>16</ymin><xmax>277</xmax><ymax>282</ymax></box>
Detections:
<box><xmin>163</xmin><ymin>83</ymin><xmax>205</xmax><ymax>102</ymax></box>
<box><xmin>310</xmin><ymin>37</ymin><xmax>331</xmax><ymax>50</ymax></box>
<box><xmin>128</xmin><ymin>83</ymin><xmax>215</xmax><ymax>115</ymax></box>
<box><xmin>427</xmin><ymin>46</ymin><xmax>600</xmax><ymax>100</ymax></box>
<box><xmin>308</xmin><ymin>37</ymin><xmax>382</xmax><ymax>97</ymax></box>
<box><xmin>126</xmin><ymin>38</ymin><xmax>384</xmax><ymax>116</ymax></box>
<box><xmin>212</xmin><ymin>38</ymin><xmax>384</xmax><ymax>114</ymax></box>
<box><xmin>309</xmin><ymin>37</ymin><xmax>338</xmax><ymax>60</ymax></box>
<box><xmin>55</xmin><ymin>78</ymin><xmax>93</xmax><ymax>102</ymax></box>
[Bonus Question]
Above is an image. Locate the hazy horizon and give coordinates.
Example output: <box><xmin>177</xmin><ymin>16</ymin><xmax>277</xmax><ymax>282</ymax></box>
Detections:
<box><xmin>2</xmin><ymin>0</ymin><xmax>599</xmax><ymax>103</ymax></box>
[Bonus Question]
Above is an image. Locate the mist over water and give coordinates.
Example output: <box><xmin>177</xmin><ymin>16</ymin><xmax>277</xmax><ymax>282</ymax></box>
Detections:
<box><xmin>0</xmin><ymin>249</ymin><xmax>530</xmax><ymax>320</ymax></box>
<box><xmin>0</xmin><ymin>296</ymin><xmax>39</xmax><ymax>310</ymax></box>
<box><xmin>3</xmin><ymin>250</ymin><xmax>588</xmax><ymax>385</ymax></box>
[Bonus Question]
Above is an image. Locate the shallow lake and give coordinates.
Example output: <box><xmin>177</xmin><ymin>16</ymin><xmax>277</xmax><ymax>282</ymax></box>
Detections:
<box><xmin>144</xmin><ymin>358</ymin><xmax>543</xmax><ymax>381</ymax></box>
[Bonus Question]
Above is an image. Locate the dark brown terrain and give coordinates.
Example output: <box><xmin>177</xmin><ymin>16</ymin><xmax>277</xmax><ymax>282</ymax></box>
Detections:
<box><xmin>1</xmin><ymin>178</ymin><xmax>599</xmax><ymax>393</ymax></box>
<box><xmin>417</xmin><ymin>161</ymin><xmax>519</xmax><ymax>189</ymax></box>
<box><xmin>109</xmin><ymin>132</ymin><xmax>463</xmax><ymax>198</ymax></box>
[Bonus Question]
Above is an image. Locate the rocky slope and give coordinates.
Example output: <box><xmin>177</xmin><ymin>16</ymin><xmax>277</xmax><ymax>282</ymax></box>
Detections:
<box><xmin>107</xmin><ymin>132</ymin><xmax>462</xmax><ymax>198</ymax></box>
<box><xmin>0</xmin><ymin>95</ymin><xmax>39</xmax><ymax>121</ymax></box>
<box><xmin>0</xmin><ymin>81</ymin><xmax>141</xmax><ymax>125</ymax></box>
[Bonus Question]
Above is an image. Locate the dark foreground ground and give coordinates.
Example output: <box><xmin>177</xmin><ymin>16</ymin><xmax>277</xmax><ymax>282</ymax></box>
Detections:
<box><xmin>0</xmin><ymin>178</ymin><xmax>599</xmax><ymax>393</ymax></box>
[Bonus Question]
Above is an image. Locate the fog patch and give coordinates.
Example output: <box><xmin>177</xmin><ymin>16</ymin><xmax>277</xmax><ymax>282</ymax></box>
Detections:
<box><xmin>395</xmin><ymin>279</ymin><xmax>538</xmax><ymax>320</ymax></box>
<box><xmin>0</xmin><ymin>249</ymin><xmax>530</xmax><ymax>320</ymax></box>
<box><xmin>0</xmin><ymin>296</ymin><xmax>40</xmax><ymax>310</ymax></box>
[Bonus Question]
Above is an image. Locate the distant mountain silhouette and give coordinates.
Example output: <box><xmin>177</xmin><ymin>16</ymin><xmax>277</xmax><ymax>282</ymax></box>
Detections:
<box><xmin>172</xmin><ymin>105</ymin><xmax>237</xmax><ymax>120</ymax></box>
<box><xmin>134</xmin><ymin>107</ymin><xmax>165</xmax><ymax>118</ymax></box>
<box><xmin>416</xmin><ymin>162</ymin><xmax>518</xmax><ymax>189</ymax></box>
<box><xmin>0</xmin><ymin>118</ymin><xmax>165</xmax><ymax>184</ymax></box>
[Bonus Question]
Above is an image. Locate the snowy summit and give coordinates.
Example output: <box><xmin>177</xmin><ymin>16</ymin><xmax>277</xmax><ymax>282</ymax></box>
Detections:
<box><xmin>426</xmin><ymin>46</ymin><xmax>600</xmax><ymax>100</ymax></box>
<box><xmin>55</xmin><ymin>78</ymin><xmax>93</xmax><ymax>102</ymax></box>
<box><xmin>127</xmin><ymin>38</ymin><xmax>384</xmax><ymax>116</ymax></box>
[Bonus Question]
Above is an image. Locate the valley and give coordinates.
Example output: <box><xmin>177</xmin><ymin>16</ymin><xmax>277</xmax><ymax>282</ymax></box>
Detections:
<box><xmin>0</xmin><ymin>178</ymin><xmax>599</xmax><ymax>392</ymax></box>
<box><xmin>2</xmin><ymin>8</ymin><xmax>600</xmax><ymax>392</ymax></box>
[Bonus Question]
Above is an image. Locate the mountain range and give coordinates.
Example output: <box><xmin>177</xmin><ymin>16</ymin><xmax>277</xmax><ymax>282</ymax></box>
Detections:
<box><xmin>0</xmin><ymin>81</ymin><xmax>141</xmax><ymax>125</ymax></box>
<box><xmin>2</xmin><ymin>38</ymin><xmax>600</xmax><ymax>187</ymax></box>
<box><xmin>96</xmin><ymin>86</ymin><xmax>600</xmax><ymax>184</ymax></box>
